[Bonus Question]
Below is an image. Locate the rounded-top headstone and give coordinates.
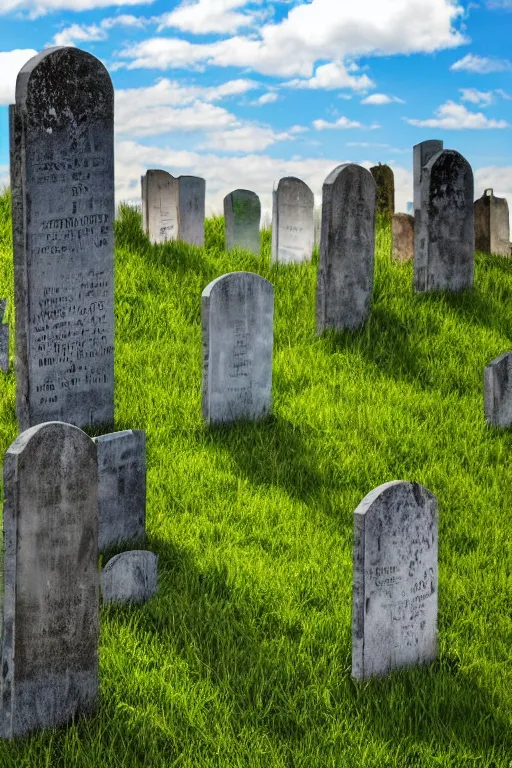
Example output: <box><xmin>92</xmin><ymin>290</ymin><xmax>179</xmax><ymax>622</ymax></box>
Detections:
<box><xmin>271</xmin><ymin>176</ymin><xmax>315</xmax><ymax>263</ymax></box>
<box><xmin>141</xmin><ymin>169</ymin><xmax>179</xmax><ymax>244</ymax></box>
<box><xmin>369</xmin><ymin>164</ymin><xmax>394</xmax><ymax>217</ymax></box>
<box><xmin>100</xmin><ymin>550</ymin><xmax>158</xmax><ymax>605</ymax></box>
<box><xmin>224</xmin><ymin>189</ymin><xmax>261</xmax><ymax>255</ymax></box>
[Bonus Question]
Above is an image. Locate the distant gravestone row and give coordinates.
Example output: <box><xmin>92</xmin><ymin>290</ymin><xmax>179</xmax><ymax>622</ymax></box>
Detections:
<box><xmin>141</xmin><ymin>170</ymin><xmax>205</xmax><ymax>247</ymax></box>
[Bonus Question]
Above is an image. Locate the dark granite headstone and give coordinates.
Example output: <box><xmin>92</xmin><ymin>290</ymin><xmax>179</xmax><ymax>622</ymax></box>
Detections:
<box><xmin>474</xmin><ymin>188</ymin><xmax>510</xmax><ymax>257</ymax></box>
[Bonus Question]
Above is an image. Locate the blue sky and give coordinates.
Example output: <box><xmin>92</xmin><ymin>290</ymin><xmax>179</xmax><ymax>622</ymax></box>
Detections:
<box><xmin>0</xmin><ymin>0</ymin><xmax>511</xmax><ymax>222</ymax></box>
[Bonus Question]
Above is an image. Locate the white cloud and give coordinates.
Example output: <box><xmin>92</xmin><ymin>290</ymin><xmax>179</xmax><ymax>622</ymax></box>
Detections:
<box><xmin>459</xmin><ymin>88</ymin><xmax>495</xmax><ymax>106</ymax></box>
<box><xmin>0</xmin><ymin>165</ymin><xmax>9</xmax><ymax>190</ymax></box>
<box><xmin>360</xmin><ymin>93</ymin><xmax>405</xmax><ymax>104</ymax></box>
<box><xmin>313</xmin><ymin>116</ymin><xmax>380</xmax><ymax>130</ymax></box>
<box><xmin>250</xmin><ymin>92</ymin><xmax>278</xmax><ymax>105</ymax></box>
<box><xmin>48</xmin><ymin>14</ymin><xmax>148</xmax><ymax>46</ymax></box>
<box><xmin>405</xmin><ymin>100</ymin><xmax>510</xmax><ymax>129</ymax></box>
<box><xmin>155</xmin><ymin>0</ymin><xmax>258</xmax><ymax>35</ymax></box>
<box><xmin>0</xmin><ymin>0</ymin><xmax>155</xmax><ymax>18</ymax></box>
<box><xmin>450</xmin><ymin>53</ymin><xmax>512</xmax><ymax>73</ymax></box>
<box><xmin>0</xmin><ymin>49</ymin><xmax>38</xmax><ymax>106</ymax></box>
<box><xmin>285</xmin><ymin>61</ymin><xmax>375</xmax><ymax>92</ymax></box>
<box><xmin>198</xmin><ymin>124</ymin><xmax>296</xmax><ymax>152</ymax></box>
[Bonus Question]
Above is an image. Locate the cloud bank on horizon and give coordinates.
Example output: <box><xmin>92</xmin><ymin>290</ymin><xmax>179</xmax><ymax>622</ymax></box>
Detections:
<box><xmin>0</xmin><ymin>0</ymin><xmax>511</xmax><ymax>221</ymax></box>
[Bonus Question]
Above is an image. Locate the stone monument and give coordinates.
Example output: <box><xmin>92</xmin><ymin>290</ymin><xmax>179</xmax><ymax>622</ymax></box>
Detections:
<box><xmin>392</xmin><ymin>213</ymin><xmax>414</xmax><ymax>263</ymax></box>
<box><xmin>474</xmin><ymin>189</ymin><xmax>510</xmax><ymax>257</ymax></box>
<box><xmin>141</xmin><ymin>169</ymin><xmax>179</xmax><ymax>245</ymax></box>
<box><xmin>224</xmin><ymin>190</ymin><xmax>261</xmax><ymax>256</ymax></box>
<box><xmin>271</xmin><ymin>177</ymin><xmax>315</xmax><ymax>263</ymax></box>
<box><xmin>101</xmin><ymin>551</ymin><xmax>158</xmax><ymax>605</ymax></box>
<box><xmin>484</xmin><ymin>351</ymin><xmax>512</xmax><ymax>427</ymax></box>
<box><xmin>369</xmin><ymin>164</ymin><xmax>394</xmax><ymax>217</ymax></box>
<box><xmin>178</xmin><ymin>175</ymin><xmax>205</xmax><ymax>247</ymax></box>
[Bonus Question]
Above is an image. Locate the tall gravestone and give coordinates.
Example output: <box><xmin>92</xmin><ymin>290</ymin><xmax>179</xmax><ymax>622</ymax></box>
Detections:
<box><xmin>178</xmin><ymin>175</ymin><xmax>205</xmax><ymax>247</ymax></box>
<box><xmin>413</xmin><ymin>139</ymin><xmax>443</xmax><ymax>218</ymax></box>
<box><xmin>202</xmin><ymin>272</ymin><xmax>274</xmax><ymax>424</ymax></box>
<box><xmin>316</xmin><ymin>164</ymin><xmax>376</xmax><ymax>332</ymax></box>
<box><xmin>10</xmin><ymin>47</ymin><xmax>115</xmax><ymax>432</ymax></box>
<box><xmin>224</xmin><ymin>190</ymin><xmax>261</xmax><ymax>256</ymax></box>
<box><xmin>0</xmin><ymin>421</ymin><xmax>99</xmax><ymax>738</ymax></box>
<box><xmin>369</xmin><ymin>164</ymin><xmax>394</xmax><ymax>217</ymax></box>
<box><xmin>414</xmin><ymin>149</ymin><xmax>474</xmax><ymax>292</ymax></box>
<box><xmin>484</xmin><ymin>351</ymin><xmax>512</xmax><ymax>427</ymax></box>
<box><xmin>352</xmin><ymin>480</ymin><xmax>438</xmax><ymax>681</ymax></box>
<box><xmin>271</xmin><ymin>177</ymin><xmax>315</xmax><ymax>263</ymax></box>
<box><xmin>0</xmin><ymin>299</ymin><xmax>8</xmax><ymax>372</ymax></box>
<box><xmin>392</xmin><ymin>213</ymin><xmax>414</xmax><ymax>263</ymax></box>
<box><xmin>141</xmin><ymin>169</ymin><xmax>179</xmax><ymax>245</ymax></box>
<box><xmin>474</xmin><ymin>189</ymin><xmax>510</xmax><ymax>257</ymax></box>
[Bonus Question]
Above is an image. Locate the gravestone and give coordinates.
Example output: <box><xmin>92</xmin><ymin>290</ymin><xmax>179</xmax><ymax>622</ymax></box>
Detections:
<box><xmin>10</xmin><ymin>47</ymin><xmax>115</xmax><ymax>432</ymax></box>
<box><xmin>141</xmin><ymin>169</ymin><xmax>179</xmax><ymax>244</ymax></box>
<box><xmin>413</xmin><ymin>149</ymin><xmax>474</xmax><ymax>293</ymax></box>
<box><xmin>474</xmin><ymin>189</ymin><xmax>510</xmax><ymax>257</ymax></box>
<box><xmin>369</xmin><ymin>164</ymin><xmax>394</xmax><ymax>217</ymax></box>
<box><xmin>271</xmin><ymin>177</ymin><xmax>315</xmax><ymax>263</ymax></box>
<box><xmin>316</xmin><ymin>164</ymin><xmax>376</xmax><ymax>332</ymax></box>
<box><xmin>178</xmin><ymin>175</ymin><xmax>205</xmax><ymax>247</ymax></box>
<box><xmin>93</xmin><ymin>430</ymin><xmax>146</xmax><ymax>551</ymax></box>
<box><xmin>352</xmin><ymin>480</ymin><xmax>438</xmax><ymax>681</ymax></box>
<box><xmin>314</xmin><ymin>205</ymin><xmax>321</xmax><ymax>247</ymax></box>
<box><xmin>202</xmin><ymin>272</ymin><xmax>274</xmax><ymax>424</ymax></box>
<box><xmin>224</xmin><ymin>190</ymin><xmax>261</xmax><ymax>256</ymax></box>
<box><xmin>413</xmin><ymin>139</ymin><xmax>443</xmax><ymax>219</ymax></box>
<box><xmin>0</xmin><ymin>299</ymin><xmax>8</xmax><ymax>372</ymax></box>
<box><xmin>0</xmin><ymin>421</ymin><xmax>98</xmax><ymax>738</ymax></box>
<box><xmin>101</xmin><ymin>550</ymin><xmax>158</xmax><ymax>605</ymax></box>
<box><xmin>392</xmin><ymin>213</ymin><xmax>414</xmax><ymax>263</ymax></box>
<box><xmin>484</xmin><ymin>352</ymin><xmax>512</xmax><ymax>427</ymax></box>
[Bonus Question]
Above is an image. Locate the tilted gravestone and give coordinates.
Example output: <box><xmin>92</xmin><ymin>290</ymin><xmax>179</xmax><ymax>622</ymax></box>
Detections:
<box><xmin>0</xmin><ymin>421</ymin><xmax>99</xmax><ymax>738</ymax></box>
<box><xmin>141</xmin><ymin>169</ymin><xmax>179</xmax><ymax>245</ymax></box>
<box><xmin>316</xmin><ymin>163</ymin><xmax>376</xmax><ymax>332</ymax></box>
<box><xmin>369</xmin><ymin>164</ymin><xmax>394</xmax><ymax>217</ymax></box>
<box><xmin>352</xmin><ymin>480</ymin><xmax>438</xmax><ymax>680</ymax></box>
<box><xmin>202</xmin><ymin>272</ymin><xmax>274</xmax><ymax>424</ymax></box>
<box><xmin>10</xmin><ymin>47</ymin><xmax>115</xmax><ymax>432</ymax></box>
<box><xmin>413</xmin><ymin>139</ymin><xmax>443</xmax><ymax>220</ymax></box>
<box><xmin>224</xmin><ymin>190</ymin><xmax>261</xmax><ymax>256</ymax></box>
<box><xmin>0</xmin><ymin>299</ymin><xmax>8</xmax><ymax>372</ymax></box>
<box><xmin>101</xmin><ymin>551</ymin><xmax>158</xmax><ymax>605</ymax></box>
<box><xmin>474</xmin><ymin>189</ymin><xmax>510</xmax><ymax>257</ymax></box>
<box><xmin>392</xmin><ymin>213</ymin><xmax>414</xmax><ymax>263</ymax></box>
<box><xmin>178</xmin><ymin>175</ymin><xmax>205</xmax><ymax>247</ymax></box>
<box><xmin>93</xmin><ymin>430</ymin><xmax>146</xmax><ymax>551</ymax></box>
<box><xmin>271</xmin><ymin>176</ymin><xmax>315</xmax><ymax>263</ymax></box>
<box><xmin>484</xmin><ymin>352</ymin><xmax>512</xmax><ymax>427</ymax></box>
<box><xmin>414</xmin><ymin>149</ymin><xmax>474</xmax><ymax>293</ymax></box>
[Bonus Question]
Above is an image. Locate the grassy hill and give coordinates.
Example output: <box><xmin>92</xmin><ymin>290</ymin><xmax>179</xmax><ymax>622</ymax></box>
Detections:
<box><xmin>0</xmin><ymin>187</ymin><xmax>511</xmax><ymax>767</ymax></box>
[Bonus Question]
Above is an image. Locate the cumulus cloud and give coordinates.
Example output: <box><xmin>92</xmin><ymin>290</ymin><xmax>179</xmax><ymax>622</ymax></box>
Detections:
<box><xmin>0</xmin><ymin>48</ymin><xmax>37</xmax><ymax>105</ymax></box>
<box><xmin>450</xmin><ymin>53</ymin><xmax>512</xmax><ymax>73</ymax></box>
<box><xmin>0</xmin><ymin>0</ymin><xmax>154</xmax><ymax>18</ymax></box>
<box><xmin>48</xmin><ymin>14</ymin><xmax>148</xmax><ymax>46</ymax></box>
<box><xmin>313</xmin><ymin>116</ymin><xmax>380</xmax><ymax>130</ymax></box>
<box><xmin>155</xmin><ymin>0</ymin><xmax>260</xmax><ymax>35</ymax></box>
<box><xmin>198</xmin><ymin>124</ymin><xmax>297</xmax><ymax>152</ymax></box>
<box><xmin>250</xmin><ymin>92</ymin><xmax>278</xmax><ymax>105</ymax></box>
<box><xmin>459</xmin><ymin>87</ymin><xmax>511</xmax><ymax>106</ymax></box>
<box><xmin>360</xmin><ymin>93</ymin><xmax>405</xmax><ymax>104</ymax></box>
<box><xmin>285</xmin><ymin>61</ymin><xmax>375</xmax><ymax>92</ymax></box>
<box><xmin>405</xmin><ymin>100</ymin><xmax>510</xmax><ymax>129</ymax></box>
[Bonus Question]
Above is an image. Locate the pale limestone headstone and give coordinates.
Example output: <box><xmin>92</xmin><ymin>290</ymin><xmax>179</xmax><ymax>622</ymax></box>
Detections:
<box><xmin>101</xmin><ymin>551</ymin><xmax>158</xmax><ymax>605</ymax></box>
<box><xmin>202</xmin><ymin>272</ymin><xmax>274</xmax><ymax>424</ymax></box>
<box><xmin>141</xmin><ymin>169</ymin><xmax>179</xmax><ymax>245</ymax></box>
<box><xmin>10</xmin><ymin>47</ymin><xmax>115</xmax><ymax>432</ymax></box>
<box><xmin>93</xmin><ymin>430</ymin><xmax>146</xmax><ymax>551</ymax></box>
<box><xmin>0</xmin><ymin>421</ymin><xmax>98</xmax><ymax>738</ymax></box>
<box><xmin>474</xmin><ymin>189</ymin><xmax>510</xmax><ymax>257</ymax></box>
<box><xmin>484</xmin><ymin>352</ymin><xmax>512</xmax><ymax>427</ymax></box>
<box><xmin>271</xmin><ymin>177</ymin><xmax>314</xmax><ymax>263</ymax></box>
<box><xmin>392</xmin><ymin>213</ymin><xmax>414</xmax><ymax>263</ymax></box>
<box><xmin>413</xmin><ymin>139</ymin><xmax>443</xmax><ymax>221</ymax></box>
<box><xmin>316</xmin><ymin>164</ymin><xmax>376</xmax><ymax>332</ymax></box>
<box><xmin>224</xmin><ymin>190</ymin><xmax>261</xmax><ymax>256</ymax></box>
<box><xmin>178</xmin><ymin>175</ymin><xmax>205</xmax><ymax>247</ymax></box>
<box><xmin>0</xmin><ymin>299</ymin><xmax>8</xmax><ymax>372</ymax></box>
<box><xmin>352</xmin><ymin>480</ymin><xmax>438</xmax><ymax>681</ymax></box>
<box><xmin>414</xmin><ymin>149</ymin><xmax>474</xmax><ymax>293</ymax></box>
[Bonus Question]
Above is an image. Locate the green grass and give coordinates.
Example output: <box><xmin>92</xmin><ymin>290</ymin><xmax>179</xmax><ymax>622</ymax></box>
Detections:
<box><xmin>0</xmin><ymin>188</ymin><xmax>511</xmax><ymax>767</ymax></box>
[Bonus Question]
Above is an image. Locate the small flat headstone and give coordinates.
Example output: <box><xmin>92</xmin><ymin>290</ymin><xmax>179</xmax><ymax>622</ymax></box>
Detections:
<box><xmin>178</xmin><ymin>175</ymin><xmax>205</xmax><ymax>247</ymax></box>
<box><xmin>392</xmin><ymin>213</ymin><xmax>414</xmax><ymax>263</ymax></box>
<box><xmin>202</xmin><ymin>271</ymin><xmax>274</xmax><ymax>424</ymax></box>
<box><xmin>100</xmin><ymin>550</ymin><xmax>158</xmax><ymax>605</ymax></box>
<box><xmin>352</xmin><ymin>480</ymin><xmax>438</xmax><ymax>680</ymax></box>
<box><xmin>141</xmin><ymin>169</ymin><xmax>179</xmax><ymax>244</ymax></box>
<box><xmin>271</xmin><ymin>176</ymin><xmax>314</xmax><ymax>263</ymax></box>
<box><xmin>224</xmin><ymin>189</ymin><xmax>261</xmax><ymax>255</ymax></box>
<box><xmin>474</xmin><ymin>188</ymin><xmax>510</xmax><ymax>257</ymax></box>
<box><xmin>93</xmin><ymin>430</ymin><xmax>146</xmax><ymax>551</ymax></box>
<box><xmin>484</xmin><ymin>351</ymin><xmax>512</xmax><ymax>427</ymax></box>
<box><xmin>0</xmin><ymin>299</ymin><xmax>8</xmax><ymax>372</ymax></box>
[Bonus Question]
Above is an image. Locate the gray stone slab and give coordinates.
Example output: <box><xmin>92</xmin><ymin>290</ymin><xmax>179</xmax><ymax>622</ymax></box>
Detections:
<box><xmin>369</xmin><ymin>164</ymin><xmax>394</xmax><ymax>217</ymax></box>
<box><xmin>475</xmin><ymin>188</ymin><xmax>511</xmax><ymax>257</ymax></box>
<box><xmin>352</xmin><ymin>480</ymin><xmax>438</xmax><ymax>681</ymax></box>
<box><xmin>141</xmin><ymin>169</ymin><xmax>179</xmax><ymax>244</ymax></box>
<box><xmin>10</xmin><ymin>47</ymin><xmax>115</xmax><ymax>432</ymax></box>
<box><xmin>392</xmin><ymin>213</ymin><xmax>414</xmax><ymax>263</ymax></box>
<box><xmin>414</xmin><ymin>149</ymin><xmax>474</xmax><ymax>293</ymax></box>
<box><xmin>413</xmin><ymin>139</ymin><xmax>443</xmax><ymax>218</ymax></box>
<box><xmin>202</xmin><ymin>271</ymin><xmax>274</xmax><ymax>424</ymax></box>
<box><xmin>316</xmin><ymin>163</ymin><xmax>376</xmax><ymax>332</ymax></box>
<box><xmin>178</xmin><ymin>175</ymin><xmax>205</xmax><ymax>247</ymax></box>
<box><xmin>271</xmin><ymin>176</ymin><xmax>315</xmax><ymax>263</ymax></box>
<box><xmin>224</xmin><ymin>189</ymin><xmax>261</xmax><ymax>256</ymax></box>
<box><xmin>0</xmin><ymin>421</ymin><xmax>99</xmax><ymax>738</ymax></box>
<box><xmin>0</xmin><ymin>299</ymin><xmax>8</xmax><ymax>372</ymax></box>
<box><xmin>93</xmin><ymin>430</ymin><xmax>146</xmax><ymax>551</ymax></box>
<box><xmin>100</xmin><ymin>550</ymin><xmax>158</xmax><ymax>605</ymax></box>
<box><xmin>484</xmin><ymin>351</ymin><xmax>512</xmax><ymax>427</ymax></box>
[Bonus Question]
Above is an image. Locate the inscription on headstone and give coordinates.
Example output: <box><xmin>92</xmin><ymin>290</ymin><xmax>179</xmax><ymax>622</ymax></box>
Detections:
<box><xmin>0</xmin><ymin>299</ymin><xmax>8</xmax><ymax>372</ymax></box>
<box><xmin>101</xmin><ymin>550</ymin><xmax>158</xmax><ymax>605</ymax></box>
<box><xmin>352</xmin><ymin>480</ymin><xmax>438</xmax><ymax>680</ymax></box>
<box><xmin>141</xmin><ymin>169</ymin><xmax>179</xmax><ymax>245</ymax></box>
<box><xmin>202</xmin><ymin>272</ymin><xmax>274</xmax><ymax>424</ymax></box>
<box><xmin>178</xmin><ymin>175</ymin><xmax>205</xmax><ymax>247</ymax></box>
<box><xmin>271</xmin><ymin>177</ymin><xmax>315</xmax><ymax>263</ymax></box>
<box><xmin>392</xmin><ymin>213</ymin><xmax>414</xmax><ymax>263</ymax></box>
<box><xmin>474</xmin><ymin>188</ymin><xmax>510</xmax><ymax>257</ymax></box>
<box><xmin>10</xmin><ymin>47</ymin><xmax>115</xmax><ymax>431</ymax></box>
<box><xmin>484</xmin><ymin>351</ymin><xmax>512</xmax><ymax>427</ymax></box>
<box><xmin>224</xmin><ymin>190</ymin><xmax>261</xmax><ymax>256</ymax></box>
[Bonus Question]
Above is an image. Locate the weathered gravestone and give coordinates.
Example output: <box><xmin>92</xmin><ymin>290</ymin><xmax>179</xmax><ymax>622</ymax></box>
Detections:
<box><xmin>316</xmin><ymin>164</ymin><xmax>376</xmax><ymax>332</ymax></box>
<box><xmin>474</xmin><ymin>189</ymin><xmax>511</xmax><ymax>257</ymax></box>
<box><xmin>414</xmin><ymin>149</ymin><xmax>474</xmax><ymax>293</ymax></box>
<box><xmin>352</xmin><ymin>480</ymin><xmax>438</xmax><ymax>681</ymax></box>
<box><xmin>413</xmin><ymin>139</ymin><xmax>443</xmax><ymax>220</ymax></box>
<box><xmin>224</xmin><ymin>190</ymin><xmax>261</xmax><ymax>256</ymax></box>
<box><xmin>10</xmin><ymin>47</ymin><xmax>115</xmax><ymax>432</ymax></box>
<box><xmin>178</xmin><ymin>175</ymin><xmax>205</xmax><ymax>247</ymax></box>
<box><xmin>0</xmin><ymin>299</ymin><xmax>8</xmax><ymax>372</ymax></box>
<box><xmin>202</xmin><ymin>272</ymin><xmax>274</xmax><ymax>424</ymax></box>
<box><xmin>93</xmin><ymin>430</ymin><xmax>146</xmax><ymax>551</ymax></box>
<box><xmin>369</xmin><ymin>164</ymin><xmax>394</xmax><ymax>217</ymax></box>
<box><xmin>484</xmin><ymin>352</ymin><xmax>512</xmax><ymax>427</ymax></box>
<box><xmin>141</xmin><ymin>169</ymin><xmax>179</xmax><ymax>245</ymax></box>
<box><xmin>0</xmin><ymin>421</ymin><xmax>98</xmax><ymax>738</ymax></box>
<box><xmin>392</xmin><ymin>213</ymin><xmax>414</xmax><ymax>263</ymax></box>
<box><xmin>101</xmin><ymin>551</ymin><xmax>158</xmax><ymax>605</ymax></box>
<box><xmin>271</xmin><ymin>177</ymin><xmax>315</xmax><ymax>263</ymax></box>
